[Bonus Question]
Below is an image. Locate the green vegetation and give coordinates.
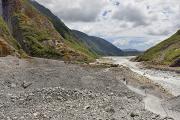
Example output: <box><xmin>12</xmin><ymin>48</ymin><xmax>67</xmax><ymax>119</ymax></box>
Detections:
<box><xmin>0</xmin><ymin>17</ymin><xmax>26</xmax><ymax>57</ymax></box>
<box><xmin>72</xmin><ymin>30</ymin><xmax>124</xmax><ymax>56</ymax></box>
<box><xmin>29</xmin><ymin>0</ymin><xmax>98</xmax><ymax>61</ymax></box>
<box><xmin>1</xmin><ymin>0</ymin><xmax>123</xmax><ymax>62</ymax></box>
<box><xmin>136</xmin><ymin>30</ymin><xmax>180</xmax><ymax>66</ymax></box>
<box><xmin>12</xmin><ymin>13</ymin><xmax>62</xmax><ymax>58</ymax></box>
<box><xmin>29</xmin><ymin>0</ymin><xmax>141</xmax><ymax>58</ymax></box>
<box><xmin>7</xmin><ymin>0</ymin><xmax>87</xmax><ymax>61</ymax></box>
<box><xmin>0</xmin><ymin>17</ymin><xmax>21</xmax><ymax>50</ymax></box>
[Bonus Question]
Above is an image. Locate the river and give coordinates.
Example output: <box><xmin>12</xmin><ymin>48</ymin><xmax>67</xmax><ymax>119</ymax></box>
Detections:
<box><xmin>105</xmin><ymin>56</ymin><xmax>180</xmax><ymax>120</ymax></box>
<box><xmin>109</xmin><ymin>56</ymin><xmax>180</xmax><ymax>96</ymax></box>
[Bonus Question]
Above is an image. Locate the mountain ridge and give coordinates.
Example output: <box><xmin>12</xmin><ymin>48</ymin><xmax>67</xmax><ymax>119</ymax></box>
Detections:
<box><xmin>72</xmin><ymin>30</ymin><xmax>124</xmax><ymax>56</ymax></box>
<box><xmin>0</xmin><ymin>0</ymin><xmax>98</xmax><ymax>62</ymax></box>
<box><xmin>123</xmin><ymin>49</ymin><xmax>142</xmax><ymax>56</ymax></box>
<box><xmin>29</xmin><ymin>0</ymin><xmax>124</xmax><ymax>57</ymax></box>
<box><xmin>135</xmin><ymin>30</ymin><xmax>180</xmax><ymax>67</ymax></box>
<box><xmin>0</xmin><ymin>0</ymin><xmax>125</xmax><ymax>62</ymax></box>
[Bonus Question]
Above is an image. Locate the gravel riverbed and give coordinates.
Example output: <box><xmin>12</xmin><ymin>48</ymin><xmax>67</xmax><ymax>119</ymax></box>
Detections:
<box><xmin>0</xmin><ymin>56</ymin><xmax>175</xmax><ymax>120</ymax></box>
<box><xmin>102</xmin><ymin>56</ymin><xmax>180</xmax><ymax>120</ymax></box>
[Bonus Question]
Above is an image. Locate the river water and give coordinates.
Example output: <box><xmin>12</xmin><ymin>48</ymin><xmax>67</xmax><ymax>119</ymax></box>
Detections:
<box><xmin>105</xmin><ymin>56</ymin><xmax>180</xmax><ymax>119</ymax></box>
<box><xmin>109</xmin><ymin>56</ymin><xmax>180</xmax><ymax>96</ymax></box>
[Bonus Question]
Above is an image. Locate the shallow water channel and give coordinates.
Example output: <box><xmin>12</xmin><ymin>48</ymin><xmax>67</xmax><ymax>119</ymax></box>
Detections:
<box><xmin>105</xmin><ymin>56</ymin><xmax>180</xmax><ymax>120</ymax></box>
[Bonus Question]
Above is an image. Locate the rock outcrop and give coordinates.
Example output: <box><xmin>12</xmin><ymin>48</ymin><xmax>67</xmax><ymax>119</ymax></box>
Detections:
<box><xmin>170</xmin><ymin>58</ymin><xmax>180</xmax><ymax>67</ymax></box>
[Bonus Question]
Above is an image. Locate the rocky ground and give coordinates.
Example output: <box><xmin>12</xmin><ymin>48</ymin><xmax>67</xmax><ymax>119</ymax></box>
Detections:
<box><xmin>0</xmin><ymin>56</ymin><xmax>175</xmax><ymax>120</ymax></box>
<box><xmin>142</xmin><ymin>63</ymin><xmax>180</xmax><ymax>74</ymax></box>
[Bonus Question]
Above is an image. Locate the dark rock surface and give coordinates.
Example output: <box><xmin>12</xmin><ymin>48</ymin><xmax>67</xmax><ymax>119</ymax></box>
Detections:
<box><xmin>170</xmin><ymin>58</ymin><xmax>180</xmax><ymax>67</ymax></box>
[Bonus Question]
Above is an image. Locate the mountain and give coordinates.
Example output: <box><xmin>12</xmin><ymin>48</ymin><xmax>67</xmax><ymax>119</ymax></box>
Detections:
<box><xmin>0</xmin><ymin>0</ymin><xmax>124</xmax><ymax>62</ymax></box>
<box><xmin>123</xmin><ymin>49</ymin><xmax>142</xmax><ymax>56</ymax></box>
<box><xmin>135</xmin><ymin>30</ymin><xmax>180</xmax><ymax>67</ymax></box>
<box><xmin>0</xmin><ymin>0</ymin><xmax>97</xmax><ymax>62</ymax></box>
<box><xmin>29</xmin><ymin>0</ymin><xmax>97</xmax><ymax>59</ymax></box>
<box><xmin>123</xmin><ymin>49</ymin><xmax>139</xmax><ymax>52</ymax></box>
<box><xmin>72</xmin><ymin>30</ymin><xmax>124</xmax><ymax>56</ymax></box>
<box><xmin>29</xmin><ymin>1</ymin><xmax>124</xmax><ymax>56</ymax></box>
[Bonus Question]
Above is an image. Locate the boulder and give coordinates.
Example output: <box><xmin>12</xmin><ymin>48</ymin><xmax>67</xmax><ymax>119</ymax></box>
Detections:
<box><xmin>170</xmin><ymin>58</ymin><xmax>180</xmax><ymax>67</ymax></box>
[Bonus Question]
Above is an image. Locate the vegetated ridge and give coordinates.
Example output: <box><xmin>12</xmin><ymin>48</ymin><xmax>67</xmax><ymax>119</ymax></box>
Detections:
<box><xmin>135</xmin><ymin>30</ymin><xmax>180</xmax><ymax>67</ymax></box>
<box><xmin>72</xmin><ymin>30</ymin><xmax>124</xmax><ymax>56</ymax></box>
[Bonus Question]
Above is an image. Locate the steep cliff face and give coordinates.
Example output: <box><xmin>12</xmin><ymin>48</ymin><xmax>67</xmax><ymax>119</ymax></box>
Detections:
<box><xmin>0</xmin><ymin>0</ymin><xmax>94</xmax><ymax>62</ymax></box>
<box><xmin>0</xmin><ymin>16</ymin><xmax>21</xmax><ymax>57</ymax></box>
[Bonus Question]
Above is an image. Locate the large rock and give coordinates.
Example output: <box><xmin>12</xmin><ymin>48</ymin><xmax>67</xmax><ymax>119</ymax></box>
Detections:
<box><xmin>170</xmin><ymin>58</ymin><xmax>180</xmax><ymax>67</ymax></box>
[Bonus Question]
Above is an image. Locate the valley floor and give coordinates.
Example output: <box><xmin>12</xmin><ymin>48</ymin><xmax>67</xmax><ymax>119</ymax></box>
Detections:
<box><xmin>0</xmin><ymin>56</ymin><xmax>177</xmax><ymax>120</ymax></box>
<box><xmin>101</xmin><ymin>56</ymin><xmax>180</xmax><ymax>120</ymax></box>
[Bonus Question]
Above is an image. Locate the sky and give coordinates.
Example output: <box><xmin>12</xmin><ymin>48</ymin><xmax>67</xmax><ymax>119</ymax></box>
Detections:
<box><xmin>35</xmin><ymin>0</ymin><xmax>180</xmax><ymax>51</ymax></box>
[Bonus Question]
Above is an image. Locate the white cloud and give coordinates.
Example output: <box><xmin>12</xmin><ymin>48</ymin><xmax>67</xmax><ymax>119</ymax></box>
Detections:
<box><xmin>35</xmin><ymin>0</ymin><xmax>108</xmax><ymax>22</ymax></box>
<box><xmin>34</xmin><ymin>0</ymin><xmax>180</xmax><ymax>50</ymax></box>
<box><xmin>112</xmin><ymin>4</ymin><xmax>150</xmax><ymax>26</ymax></box>
<box><xmin>113</xmin><ymin>39</ymin><xmax>130</xmax><ymax>46</ymax></box>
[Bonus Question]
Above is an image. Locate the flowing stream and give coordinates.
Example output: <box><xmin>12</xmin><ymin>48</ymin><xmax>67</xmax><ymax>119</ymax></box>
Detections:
<box><xmin>105</xmin><ymin>56</ymin><xmax>180</xmax><ymax>119</ymax></box>
<box><xmin>109</xmin><ymin>56</ymin><xmax>180</xmax><ymax>96</ymax></box>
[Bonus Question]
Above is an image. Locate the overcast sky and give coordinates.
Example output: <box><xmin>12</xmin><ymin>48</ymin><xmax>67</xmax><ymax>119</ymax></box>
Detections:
<box><xmin>35</xmin><ymin>0</ymin><xmax>180</xmax><ymax>51</ymax></box>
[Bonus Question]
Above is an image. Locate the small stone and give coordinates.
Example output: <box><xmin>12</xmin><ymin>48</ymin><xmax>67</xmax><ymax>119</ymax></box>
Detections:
<box><xmin>110</xmin><ymin>64</ymin><xmax>119</xmax><ymax>67</ymax></box>
<box><xmin>33</xmin><ymin>112</ymin><xmax>39</xmax><ymax>117</ymax></box>
<box><xmin>21</xmin><ymin>81</ymin><xmax>32</xmax><ymax>89</ymax></box>
<box><xmin>19</xmin><ymin>116</ymin><xmax>25</xmax><ymax>119</ymax></box>
<box><xmin>119</xmin><ymin>106</ymin><xmax>125</xmax><ymax>110</ymax></box>
<box><xmin>84</xmin><ymin>105</ymin><xmax>90</xmax><ymax>110</ymax></box>
<box><xmin>110</xmin><ymin>92</ymin><xmax>114</xmax><ymax>95</ymax></box>
<box><xmin>11</xmin><ymin>83</ymin><xmax>16</xmax><ymax>88</ymax></box>
<box><xmin>152</xmin><ymin>115</ymin><xmax>160</xmax><ymax>119</ymax></box>
<box><xmin>7</xmin><ymin>117</ymin><xmax>12</xmax><ymax>120</ymax></box>
<box><xmin>111</xmin><ymin>118</ymin><xmax>116</xmax><ymax>120</ymax></box>
<box><xmin>105</xmin><ymin>107</ymin><xmax>115</xmax><ymax>113</ymax></box>
<box><xmin>130</xmin><ymin>112</ymin><xmax>139</xmax><ymax>117</ymax></box>
<box><xmin>57</xmin><ymin>96</ymin><xmax>63</xmax><ymax>100</ymax></box>
<box><xmin>163</xmin><ymin>117</ymin><xmax>174</xmax><ymax>120</ymax></box>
